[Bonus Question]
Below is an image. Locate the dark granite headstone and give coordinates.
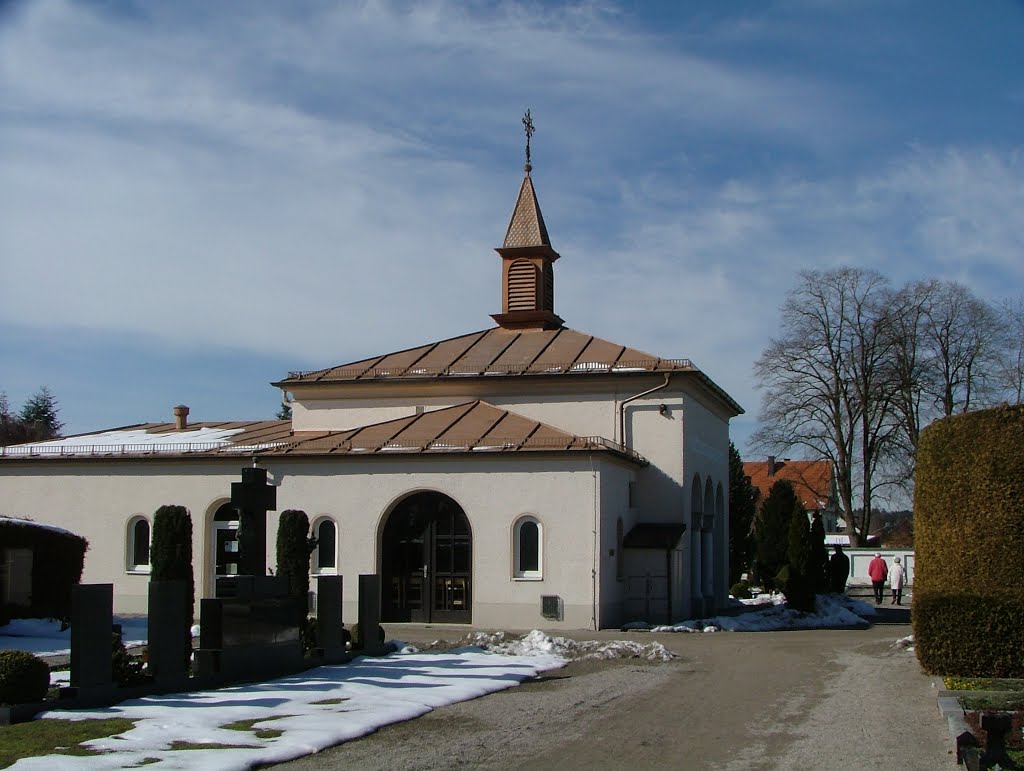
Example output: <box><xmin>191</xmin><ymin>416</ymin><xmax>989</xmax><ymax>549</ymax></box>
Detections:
<box><xmin>147</xmin><ymin>580</ymin><xmax>189</xmax><ymax>689</ymax></box>
<box><xmin>230</xmin><ymin>466</ymin><xmax>276</xmax><ymax>578</ymax></box>
<box><xmin>357</xmin><ymin>574</ymin><xmax>383</xmax><ymax>652</ymax></box>
<box><xmin>316</xmin><ymin>575</ymin><xmax>344</xmax><ymax>657</ymax></box>
<box><xmin>70</xmin><ymin>584</ymin><xmax>113</xmax><ymax>689</ymax></box>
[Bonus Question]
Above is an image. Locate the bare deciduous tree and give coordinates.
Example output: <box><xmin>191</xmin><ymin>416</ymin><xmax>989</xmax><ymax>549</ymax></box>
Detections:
<box><xmin>754</xmin><ymin>268</ymin><xmax>898</xmax><ymax>544</ymax></box>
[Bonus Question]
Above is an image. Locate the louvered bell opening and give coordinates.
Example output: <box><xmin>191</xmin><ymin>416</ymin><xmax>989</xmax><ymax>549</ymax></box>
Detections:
<box><xmin>507</xmin><ymin>259</ymin><xmax>538</xmax><ymax>311</ymax></box>
<box><xmin>542</xmin><ymin>261</ymin><xmax>554</xmax><ymax>312</ymax></box>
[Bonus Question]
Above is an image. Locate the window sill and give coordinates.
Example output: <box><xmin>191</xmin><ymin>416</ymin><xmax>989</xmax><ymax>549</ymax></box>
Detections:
<box><xmin>513</xmin><ymin>575</ymin><xmax>543</xmax><ymax>582</ymax></box>
<box><xmin>126</xmin><ymin>567</ymin><xmax>151</xmax><ymax>576</ymax></box>
<box><xmin>312</xmin><ymin>569</ymin><xmax>338</xmax><ymax>576</ymax></box>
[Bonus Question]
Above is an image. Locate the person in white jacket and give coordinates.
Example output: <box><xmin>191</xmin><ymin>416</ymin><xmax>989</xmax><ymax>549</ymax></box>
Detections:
<box><xmin>889</xmin><ymin>557</ymin><xmax>907</xmax><ymax>605</ymax></box>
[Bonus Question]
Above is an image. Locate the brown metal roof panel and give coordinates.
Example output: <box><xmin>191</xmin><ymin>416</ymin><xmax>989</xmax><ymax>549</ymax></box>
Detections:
<box><xmin>433</xmin><ymin>403</ymin><xmax>505</xmax><ymax>443</ymax></box>
<box><xmin>527</xmin><ymin>328</ymin><xmax>592</xmax><ymax>371</ymax></box>
<box><xmin>365</xmin><ymin>344</ymin><xmax>440</xmax><ymax>377</ymax></box>
<box><xmin>390</xmin><ymin>403</ymin><xmax>474</xmax><ymax>443</ymax></box>
<box><xmin>401</xmin><ymin>331</ymin><xmax>489</xmax><ymax>375</ymax></box>
<box><xmin>447</xmin><ymin>331</ymin><xmax>520</xmax><ymax>373</ymax></box>
<box><xmin>488</xmin><ymin>329</ymin><xmax>560</xmax><ymax>372</ymax></box>
<box><xmin>573</xmin><ymin>338</ymin><xmax>628</xmax><ymax>371</ymax></box>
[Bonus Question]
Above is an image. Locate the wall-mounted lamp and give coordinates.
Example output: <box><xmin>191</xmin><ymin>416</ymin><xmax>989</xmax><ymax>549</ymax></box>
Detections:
<box><xmin>658</xmin><ymin>404</ymin><xmax>669</xmax><ymax>416</ymax></box>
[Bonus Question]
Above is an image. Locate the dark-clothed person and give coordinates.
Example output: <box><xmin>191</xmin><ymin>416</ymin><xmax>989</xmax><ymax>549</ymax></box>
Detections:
<box><xmin>828</xmin><ymin>544</ymin><xmax>850</xmax><ymax>593</ymax></box>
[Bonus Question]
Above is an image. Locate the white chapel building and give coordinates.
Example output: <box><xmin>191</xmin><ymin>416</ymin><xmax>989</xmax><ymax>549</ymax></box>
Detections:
<box><xmin>1</xmin><ymin>161</ymin><xmax>743</xmax><ymax>630</ymax></box>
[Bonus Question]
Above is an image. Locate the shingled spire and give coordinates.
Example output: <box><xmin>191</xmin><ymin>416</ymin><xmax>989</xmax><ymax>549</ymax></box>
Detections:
<box><xmin>492</xmin><ymin>110</ymin><xmax>564</xmax><ymax>331</ymax></box>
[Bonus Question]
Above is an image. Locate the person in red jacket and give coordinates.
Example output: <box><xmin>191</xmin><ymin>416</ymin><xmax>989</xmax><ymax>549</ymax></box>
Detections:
<box><xmin>867</xmin><ymin>553</ymin><xmax>888</xmax><ymax>605</ymax></box>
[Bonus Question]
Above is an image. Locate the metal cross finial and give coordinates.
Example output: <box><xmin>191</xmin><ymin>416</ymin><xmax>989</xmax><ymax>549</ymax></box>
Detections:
<box><xmin>522</xmin><ymin>109</ymin><xmax>534</xmax><ymax>173</ymax></box>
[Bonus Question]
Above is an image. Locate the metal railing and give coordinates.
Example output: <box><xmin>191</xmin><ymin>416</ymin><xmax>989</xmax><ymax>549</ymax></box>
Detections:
<box><xmin>287</xmin><ymin>357</ymin><xmax>695</xmax><ymax>381</ymax></box>
<box><xmin>1</xmin><ymin>435</ymin><xmax>647</xmax><ymax>464</ymax></box>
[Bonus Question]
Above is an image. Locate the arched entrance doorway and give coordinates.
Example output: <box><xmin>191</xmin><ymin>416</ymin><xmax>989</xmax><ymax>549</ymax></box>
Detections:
<box><xmin>211</xmin><ymin>502</ymin><xmax>241</xmax><ymax>583</ymax></box>
<box><xmin>381</xmin><ymin>491</ymin><xmax>471</xmax><ymax>623</ymax></box>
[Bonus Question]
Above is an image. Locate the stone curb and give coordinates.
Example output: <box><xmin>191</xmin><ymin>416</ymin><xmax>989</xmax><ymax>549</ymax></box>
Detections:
<box><xmin>937</xmin><ymin>693</ymin><xmax>981</xmax><ymax>769</ymax></box>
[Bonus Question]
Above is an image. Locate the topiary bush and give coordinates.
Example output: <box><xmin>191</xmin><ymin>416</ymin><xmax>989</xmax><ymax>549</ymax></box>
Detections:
<box><xmin>151</xmin><ymin>505</ymin><xmax>194</xmax><ymax>661</ymax></box>
<box><xmin>0</xmin><ymin>649</ymin><xmax>50</xmax><ymax>704</ymax></box>
<box><xmin>913</xmin><ymin>405</ymin><xmax>1024</xmax><ymax>677</ymax></box>
<box><xmin>275</xmin><ymin>510</ymin><xmax>315</xmax><ymax>600</ymax></box>
<box><xmin>0</xmin><ymin>517</ymin><xmax>88</xmax><ymax>623</ymax></box>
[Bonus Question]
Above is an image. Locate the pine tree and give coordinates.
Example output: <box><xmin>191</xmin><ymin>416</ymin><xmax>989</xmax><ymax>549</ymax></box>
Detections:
<box><xmin>18</xmin><ymin>386</ymin><xmax>63</xmax><ymax>440</ymax></box>
<box><xmin>728</xmin><ymin>442</ymin><xmax>758</xmax><ymax>584</ymax></box>
<box><xmin>276</xmin><ymin>403</ymin><xmax>292</xmax><ymax>420</ymax></box>
<box><xmin>0</xmin><ymin>387</ymin><xmax>63</xmax><ymax>445</ymax></box>
<box><xmin>753</xmin><ymin>480</ymin><xmax>798</xmax><ymax>587</ymax></box>
<box><xmin>785</xmin><ymin>501</ymin><xmax>816</xmax><ymax>612</ymax></box>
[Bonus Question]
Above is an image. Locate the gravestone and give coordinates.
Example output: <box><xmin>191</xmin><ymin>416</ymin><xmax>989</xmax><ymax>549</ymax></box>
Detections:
<box><xmin>70</xmin><ymin>584</ymin><xmax>113</xmax><ymax>689</ymax></box>
<box><xmin>230</xmin><ymin>466</ymin><xmax>276</xmax><ymax>578</ymax></box>
<box><xmin>316</xmin><ymin>575</ymin><xmax>347</xmax><ymax>661</ymax></box>
<box><xmin>147</xmin><ymin>580</ymin><xmax>190</xmax><ymax>689</ymax></box>
<box><xmin>357</xmin><ymin>574</ymin><xmax>384</xmax><ymax>653</ymax></box>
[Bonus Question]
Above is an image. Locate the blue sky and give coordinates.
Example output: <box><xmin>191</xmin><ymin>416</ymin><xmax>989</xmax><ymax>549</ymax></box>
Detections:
<box><xmin>1</xmin><ymin>0</ymin><xmax>1022</xmax><ymax>456</ymax></box>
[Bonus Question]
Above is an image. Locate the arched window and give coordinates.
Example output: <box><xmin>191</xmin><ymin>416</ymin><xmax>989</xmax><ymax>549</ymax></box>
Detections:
<box><xmin>312</xmin><ymin>518</ymin><xmax>337</xmax><ymax>574</ymax></box>
<box><xmin>126</xmin><ymin>516</ymin><xmax>151</xmax><ymax>573</ymax></box>
<box><xmin>513</xmin><ymin>516</ymin><xmax>542</xmax><ymax>579</ymax></box>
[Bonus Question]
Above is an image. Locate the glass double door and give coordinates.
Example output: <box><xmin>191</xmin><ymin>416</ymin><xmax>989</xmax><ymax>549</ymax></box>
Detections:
<box><xmin>382</xmin><ymin>492</ymin><xmax>471</xmax><ymax>623</ymax></box>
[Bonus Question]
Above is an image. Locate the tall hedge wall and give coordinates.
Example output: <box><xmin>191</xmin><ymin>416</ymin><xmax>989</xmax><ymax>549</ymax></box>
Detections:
<box><xmin>0</xmin><ymin>518</ymin><xmax>88</xmax><ymax>622</ymax></box>
<box><xmin>913</xmin><ymin>405</ymin><xmax>1024</xmax><ymax>677</ymax></box>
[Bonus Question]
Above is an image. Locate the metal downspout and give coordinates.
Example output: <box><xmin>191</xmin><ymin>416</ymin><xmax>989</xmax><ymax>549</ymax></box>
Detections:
<box><xmin>617</xmin><ymin>373</ymin><xmax>672</xmax><ymax>449</ymax></box>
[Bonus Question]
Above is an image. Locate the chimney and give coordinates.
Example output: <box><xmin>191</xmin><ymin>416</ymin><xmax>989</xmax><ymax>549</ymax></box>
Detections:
<box><xmin>173</xmin><ymin>405</ymin><xmax>189</xmax><ymax>430</ymax></box>
<box><xmin>767</xmin><ymin>456</ymin><xmax>776</xmax><ymax>476</ymax></box>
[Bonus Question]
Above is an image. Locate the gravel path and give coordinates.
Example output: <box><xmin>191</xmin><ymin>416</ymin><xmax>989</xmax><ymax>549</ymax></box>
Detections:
<box><xmin>274</xmin><ymin>620</ymin><xmax>958</xmax><ymax>770</ymax></box>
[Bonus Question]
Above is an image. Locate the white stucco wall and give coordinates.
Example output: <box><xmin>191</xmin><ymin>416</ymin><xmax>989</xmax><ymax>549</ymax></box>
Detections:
<box><xmin>0</xmin><ymin>452</ymin><xmax>635</xmax><ymax>629</ymax></box>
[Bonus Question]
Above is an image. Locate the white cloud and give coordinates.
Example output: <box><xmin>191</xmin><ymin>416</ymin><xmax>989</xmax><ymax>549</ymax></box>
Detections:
<box><xmin>1</xmin><ymin>0</ymin><xmax>1021</xmax><ymax>450</ymax></box>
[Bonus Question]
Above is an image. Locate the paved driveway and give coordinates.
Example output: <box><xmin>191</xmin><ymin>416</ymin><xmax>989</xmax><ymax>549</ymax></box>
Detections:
<box><xmin>275</xmin><ymin>613</ymin><xmax>957</xmax><ymax>770</ymax></box>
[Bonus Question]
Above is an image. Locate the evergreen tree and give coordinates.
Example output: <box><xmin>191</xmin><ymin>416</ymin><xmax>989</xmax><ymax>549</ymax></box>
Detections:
<box><xmin>18</xmin><ymin>386</ymin><xmax>63</xmax><ymax>439</ymax></box>
<box><xmin>785</xmin><ymin>501</ymin><xmax>816</xmax><ymax>612</ymax></box>
<box><xmin>753</xmin><ymin>480</ymin><xmax>798</xmax><ymax>587</ymax></box>
<box><xmin>276</xmin><ymin>402</ymin><xmax>292</xmax><ymax>420</ymax></box>
<box><xmin>728</xmin><ymin>442</ymin><xmax>758</xmax><ymax>584</ymax></box>
<box><xmin>810</xmin><ymin>512</ymin><xmax>829</xmax><ymax>593</ymax></box>
<box><xmin>275</xmin><ymin>509</ymin><xmax>316</xmax><ymax>599</ymax></box>
<box><xmin>0</xmin><ymin>387</ymin><xmax>63</xmax><ymax>445</ymax></box>
<box><xmin>151</xmin><ymin>505</ymin><xmax>195</xmax><ymax>658</ymax></box>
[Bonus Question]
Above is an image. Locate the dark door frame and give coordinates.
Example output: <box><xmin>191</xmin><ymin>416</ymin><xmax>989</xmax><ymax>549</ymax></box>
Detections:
<box><xmin>380</xmin><ymin>491</ymin><xmax>472</xmax><ymax>624</ymax></box>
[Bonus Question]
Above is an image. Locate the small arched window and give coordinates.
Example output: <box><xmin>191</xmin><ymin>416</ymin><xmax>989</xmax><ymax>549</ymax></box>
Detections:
<box><xmin>513</xmin><ymin>516</ymin><xmax>542</xmax><ymax>580</ymax></box>
<box><xmin>312</xmin><ymin>518</ymin><xmax>337</xmax><ymax>573</ymax></box>
<box><xmin>126</xmin><ymin>516</ymin><xmax>151</xmax><ymax>573</ymax></box>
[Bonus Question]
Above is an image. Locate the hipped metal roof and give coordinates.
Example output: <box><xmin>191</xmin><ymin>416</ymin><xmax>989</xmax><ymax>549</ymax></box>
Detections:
<box><xmin>1</xmin><ymin>401</ymin><xmax>646</xmax><ymax>465</ymax></box>
<box><xmin>277</xmin><ymin>327</ymin><xmax>742</xmax><ymax>416</ymax></box>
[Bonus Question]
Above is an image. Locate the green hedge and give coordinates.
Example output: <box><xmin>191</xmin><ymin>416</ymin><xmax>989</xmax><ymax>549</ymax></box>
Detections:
<box><xmin>0</xmin><ymin>649</ymin><xmax>50</xmax><ymax>704</ymax></box>
<box><xmin>0</xmin><ymin>518</ymin><xmax>87</xmax><ymax>622</ymax></box>
<box><xmin>151</xmin><ymin>505</ymin><xmax>194</xmax><ymax>657</ymax></box>
<box><xmin>913</xmin><ymin>405</ymin><xmax>1024</xmax><ymax>676</ymax></box>
<box><xmin>913</xmin><ymin>592</ymin><xmax>1024</xmax><ymax>677</ymax></box>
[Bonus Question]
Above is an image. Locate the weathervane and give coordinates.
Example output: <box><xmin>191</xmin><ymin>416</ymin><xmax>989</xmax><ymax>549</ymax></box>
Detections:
<box><xmin>522</xmin><ymin>109</ymin><xmax>534</xmax><ymax>174</ymax></box>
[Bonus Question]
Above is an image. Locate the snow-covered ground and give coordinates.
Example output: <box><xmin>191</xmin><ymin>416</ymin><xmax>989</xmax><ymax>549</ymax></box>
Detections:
<box><xmin>0</xmin><ymin>596</ymin><xmax>891</xmax><ymax>770</ymax></box>
<box><xmin>623</xmin><ymin>593</ymin><xmax>877</xmax><ymax>633</ymax></box>
<box><xmin>0</xmin><ymin>617</ymin><xmax>148</xmax><ymax>656</ymax></box>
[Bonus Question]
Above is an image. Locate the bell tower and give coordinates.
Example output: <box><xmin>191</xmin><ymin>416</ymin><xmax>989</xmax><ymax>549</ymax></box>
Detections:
<box><xmin>491</xmin><ymin>110</ymin><xmax>564</xmax><ymax>331</ymax></box>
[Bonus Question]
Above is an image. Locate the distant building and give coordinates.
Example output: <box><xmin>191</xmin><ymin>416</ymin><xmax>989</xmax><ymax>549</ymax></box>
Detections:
<box><xmin>1</xmin><ymin>148</ymin><xmax>742</xmax><ymax>628</ymax></box>
<box><xmin>743</xmin><ymin>457</ymin><xmax>842</xmax><ymax>533</ymax></box>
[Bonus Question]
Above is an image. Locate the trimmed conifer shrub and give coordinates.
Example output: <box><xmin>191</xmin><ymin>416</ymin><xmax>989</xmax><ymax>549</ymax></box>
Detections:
<box><xmin>275</xmin><ymin>510</ymin><xmax>315</xmax><ymax>600</ymax></box>
<box><xmin>784</xmin><ymin>501</ymin><xmax>815</xmax><ymax>612</ymax></box>
<box><xmin>276</xmin><ymin>510</ymin><xmax>317</xmax><ymax>651</ymax></box>
<box><xmin>150</xmin><ymin>505</ymin><xmax>194</xmax><ymax>657</ymax></box>
<box><xmin>913</xmin><ymin>405</ymin><xmax>1024</xmax><ymax>677</ymax></box>
<box><xmin>753</xmin><ymin>480</ymin><xmax>798</xmax><ymax>587</ymax></box>
<box><xmin>0</xmin><ymin>649</ymin><xmax>50</xmax><ymax>704</ymax></box>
